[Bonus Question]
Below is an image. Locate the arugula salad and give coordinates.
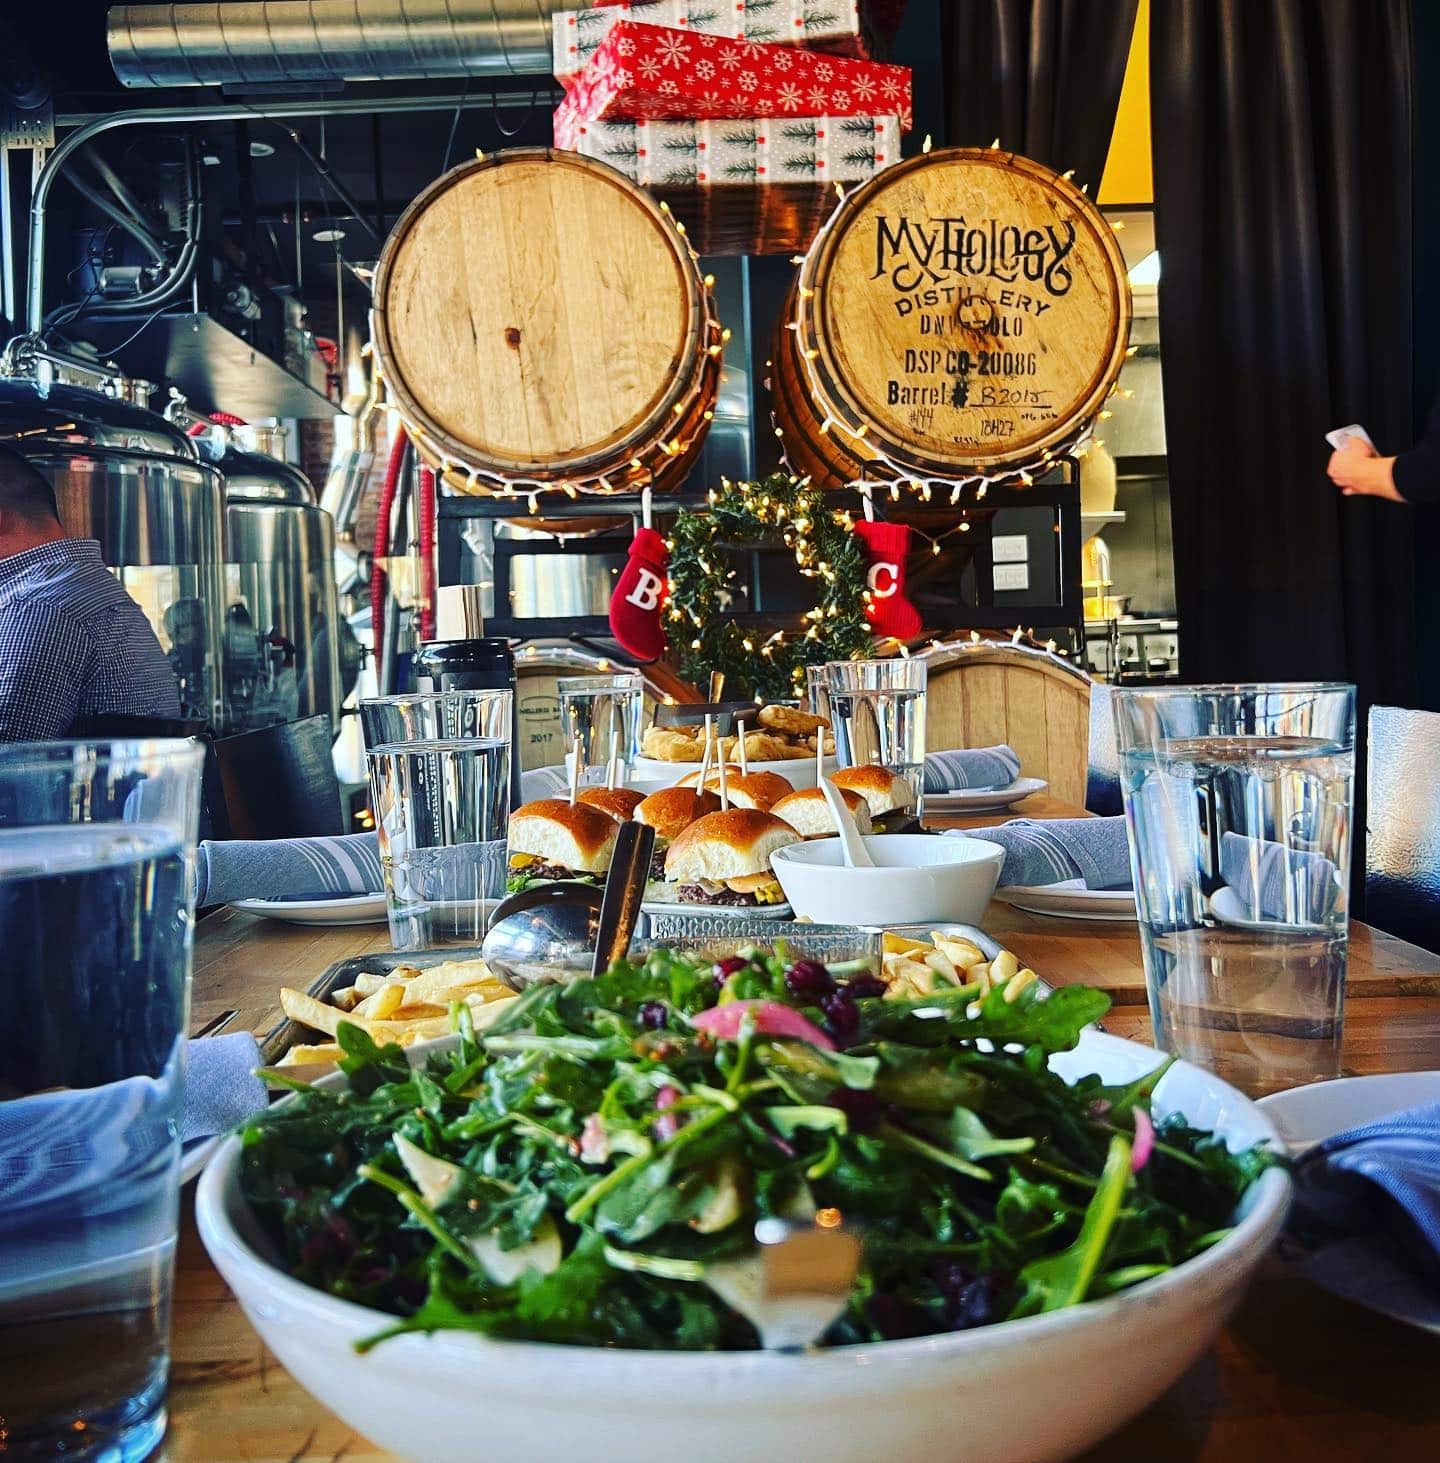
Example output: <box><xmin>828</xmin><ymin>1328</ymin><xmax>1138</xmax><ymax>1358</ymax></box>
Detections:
<box><xmin>240</xmin><ymin>946</ymin><xmax>1271</xmax><ymax>1351</ymax></box>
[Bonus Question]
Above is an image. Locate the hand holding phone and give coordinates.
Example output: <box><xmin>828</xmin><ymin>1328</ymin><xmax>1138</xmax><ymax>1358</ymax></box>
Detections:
<box><xmin>1326</xmin><ymin>424</ymin><xmax>1376</xmax><ymax>452</ymax></box>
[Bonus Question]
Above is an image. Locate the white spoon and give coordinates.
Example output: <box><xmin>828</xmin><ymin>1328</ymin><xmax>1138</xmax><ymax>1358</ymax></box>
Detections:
<box><xmin>819</xmin><ymin>775</ymin><xmax>874</xmax><ymax>867</ymax></box>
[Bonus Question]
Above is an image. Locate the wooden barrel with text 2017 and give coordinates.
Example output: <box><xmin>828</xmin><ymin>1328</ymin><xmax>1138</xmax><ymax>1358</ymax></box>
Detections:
<box><xmin>772</xmin><ymin>147</ymin><xmax>1131</xmax><ymax>485</ymax></box>
<box><xmin>372</xmin><ymin>148</ymin><xmax>722</xmax><ymax>499</ymax></box>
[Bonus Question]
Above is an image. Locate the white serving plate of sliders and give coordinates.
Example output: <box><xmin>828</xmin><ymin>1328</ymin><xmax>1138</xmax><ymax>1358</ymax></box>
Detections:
<box><xmin>631</xmin><ymin>752</ymin><xmax>837</xmax><ymax>790</ymax></box>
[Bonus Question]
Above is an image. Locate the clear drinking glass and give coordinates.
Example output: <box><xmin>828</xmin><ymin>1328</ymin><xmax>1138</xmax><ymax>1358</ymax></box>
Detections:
<box><xmin>1112</xmin><ymin>683</ymin><xmax>1357</xmax><ymax>1096</ymax></box>
<box><xmin>364</xmin><ymin>691</ymin><xmax>513</xmax><ymax>951</ymax></box>
<box><xmin>0</xmin><ymin>738</ymin><xmax>203</xmax><ymax>1461</ymax></box>
<box><xmin>826</xmin><ymin>658</ymin><xmax>929</xmax><ymax>812</ymax></box>
<box><xmin>557</xmin><ymin>674</ymin><xmax>643</xmax><ymax>781</ymax></box>
<box><xmin>805</xmin><ymin>664</ymin><xmax>831</xmax><ymax>723</ymax></box>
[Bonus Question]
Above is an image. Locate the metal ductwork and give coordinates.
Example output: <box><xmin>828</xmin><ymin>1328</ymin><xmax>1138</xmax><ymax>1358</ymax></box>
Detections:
<box><xmin>107</xmin><ymin>1</ymin><xmax>566</xmax><ymax>89</ymax></box>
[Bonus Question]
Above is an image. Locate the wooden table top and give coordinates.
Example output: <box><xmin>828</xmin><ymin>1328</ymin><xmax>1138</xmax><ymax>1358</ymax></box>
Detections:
<box><xmin>165</xmin><ymin>793</ymin><xmax>1440</xmax><ymax>1462</ymax></box>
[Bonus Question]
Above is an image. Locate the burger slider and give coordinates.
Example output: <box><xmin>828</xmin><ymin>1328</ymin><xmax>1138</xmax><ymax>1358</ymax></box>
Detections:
<box><xmin>664</xmin><ymin>808</ymin><xmax>801</xmax><ymax>908</ymax></box>
<box><xmin>677</xmin><ymin>766</ymin><xmax>793</xmax><ymax>811</ymax></box>
<box><xmin>576</xmin><ymin>786</ymin><xmax>644</xmax><ymax>822</ymax></box>
<box><xmin>635</xmin><ymin>785</ymin><xmax>720</xmax><ymax>883</ymax></box>
<box><xmin>830</xmin><ymin>765</ymin><xmax>917</xmax><ymax>833</ymax></box>
<box><xmin>505</xmin><ymin>798</ymin><xmax>618</xmax><ymax>892</ymax></box>
<box><xmin>770</xmin><ymin>785</ymin><xmax>874</xmax><ymax>838</ymax></box>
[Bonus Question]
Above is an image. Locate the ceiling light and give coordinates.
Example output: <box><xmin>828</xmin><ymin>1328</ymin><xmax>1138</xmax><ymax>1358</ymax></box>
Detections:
<box><xmin>312</xmin><ymin>227</ymin><xmax>347</xmax><ymax>243</ymax></box>
<box><xmin>1128</xmin><ymin>250</ymin><xmax>1160</xmax><ymax>287</ymax></box>
<box><xmin>248</xmin><ymin>140</ymin><xmax>276</xmax><ymax>158</ymax></box>
<box><xmin>201</xmin><ymin>153</ymin><xmax>222</xmax><ymax>167</ymax></box>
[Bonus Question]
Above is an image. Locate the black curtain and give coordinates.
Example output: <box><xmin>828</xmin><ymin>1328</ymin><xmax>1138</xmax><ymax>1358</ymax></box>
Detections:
<box><xmin>1150</xmin><ymin>0</ymin><xmax>1418</xmax><ymax>711</ymax></box>
<box><xmin>941</xmin><ymin>0</ymin><xmax>1139</xmax><ymax>192</ymax></box>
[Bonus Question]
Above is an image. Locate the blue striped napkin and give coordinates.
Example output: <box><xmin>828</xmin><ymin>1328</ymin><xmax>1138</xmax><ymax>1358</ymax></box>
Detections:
<box><xmin>923</xmin><ymin>745</ymin><xmax>1022</xmax><ymax>795</ymax></box>
<box><xmin>182</xmin><ymin>1032</ymin><xmax>267</xmax><ymax>1144</ymax></box>
<box><xmin>1218</xmin><ymin>831</ymin><xmax>1341</xmax><ymax>925</ymax></box>
<box><xmin>197</xmin><ymin>833</ymin><xmax>383</xmax><ymax>906</ymax></box>
<box><xmin>1289</xmin><ymin>1102</ymin><xmax>1440</xmax><ymax>1327</ymax></box>
<box><xmin>947</xmin><ymin>816</ymin><xmax>1131</xmax><ymax>890</ymax></box>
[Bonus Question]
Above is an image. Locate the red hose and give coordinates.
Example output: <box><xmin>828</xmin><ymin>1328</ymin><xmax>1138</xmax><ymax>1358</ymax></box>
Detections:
<box><xmin>372</xmin><ymin>425</ymin><xmax>409</xmax><ymax>651</ymax></box>
<box><xmin>186</xmin><ymin>410</ymin><xmax>248</xmax><ymax>436</ymax></box>
<box><xmin>417</xmin><ymin>463</ymin><xmax>437</xmax><ymax>643</ymax></box>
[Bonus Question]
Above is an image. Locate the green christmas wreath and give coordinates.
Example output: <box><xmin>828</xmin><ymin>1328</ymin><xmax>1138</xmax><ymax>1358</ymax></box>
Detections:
<box><xmin>665</xmin><ymin>472</ymin><xmax>872</xmax><ymax>700</ymax></box>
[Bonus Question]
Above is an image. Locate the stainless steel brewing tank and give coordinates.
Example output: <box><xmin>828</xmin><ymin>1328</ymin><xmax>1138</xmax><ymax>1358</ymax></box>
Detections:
<box><xmin>221</xmin><ymin>434</ymin><xmax>343</xmax><ymax>733</ymax></box>
<box><xmin>0</xmin><ymin>379</ymin><xmax>227</xmax><ymax>727</ymax></box>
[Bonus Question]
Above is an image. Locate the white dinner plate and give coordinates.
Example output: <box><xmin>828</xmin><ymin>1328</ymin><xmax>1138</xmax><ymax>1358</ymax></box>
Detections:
<box><xmin>924</xmin><ymin>776</ymin><xmax>1049</xmax><ymax>814</ymax></box>
<box><xmin>229</xmin><ymin>893</ymin><xmax>389</xmax><ymax>926</ymax></box>
<box><xmin>1259</xmin><ymin>1071</ymin><xmax>1440</xmax><ymax>1335</ymax></box>
<box><xmin>994</xmin><ymin>883</ymin><xmax>1138</xmax><ymax>922</ymax></box>
<box><xmin>1208</xmin><ymin>886</ymin><xmax>1327</xmax><ymax>936</ymax></box>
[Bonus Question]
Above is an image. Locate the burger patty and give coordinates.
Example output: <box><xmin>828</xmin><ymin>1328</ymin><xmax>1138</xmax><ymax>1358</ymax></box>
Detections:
<box><xmin>515</xmin><ymin>861</ymin><xmax>593</xmax><ymax>883</ymax></box>
<box><xmin>677</xmin><ymin>883</ymin><xmax>759</xmax><ymax>907</ymax></box>
<box><xmin>649</xmin><ymin>847</ymin><xmax>668</xmax><ymax>881</ymax></box>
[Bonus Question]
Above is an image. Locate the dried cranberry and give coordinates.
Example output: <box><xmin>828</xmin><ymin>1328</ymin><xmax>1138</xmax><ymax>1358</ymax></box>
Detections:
<box><xmin>950</xmin><ymin>1275</ymin><xmax>1000</xmax><ymax>1331</ymax></box>
<box><xmin>637</xmin><ymin>1000</ymin><xmax>669</xmax><ymax>1030</ymax></box>
<box><xmin>820</xmin><ymin>989</ymin><xmax>860</xmax><ymax>1041</ymax></box>
<box><xmin>827</xmin><ymin>1086</ymin><xmax>882</xmax><ymax>1131</ymax></box>
<box><xmin>784</xmin><ymin>959</ymin><xmax>835</xmax><ymax>999</ymax></box>
<box><xmin>844</xmin><ymin>973</ymin><xmax>888</xmax><ymax>1001</ymax></box>
<box><xmin>714</xmin><ymin>956</ymin><xmax>748</xmax><ymax>979</ymax></box>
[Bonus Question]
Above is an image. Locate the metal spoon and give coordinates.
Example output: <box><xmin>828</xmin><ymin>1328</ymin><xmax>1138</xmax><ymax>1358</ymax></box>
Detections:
<box><xmin>819</xmin><ymin>776</ymin><xmax>875</xmax><ymax>868</ymax></box>
<box><xmin>482</xmin><ymin>880</ymin><xmax>604</xmax><ymax>988</ymax></box>
<box><xmin>704</xmin><ymin>1215</ymin><xmax>863</xmax><ymax>1352</ymax></box>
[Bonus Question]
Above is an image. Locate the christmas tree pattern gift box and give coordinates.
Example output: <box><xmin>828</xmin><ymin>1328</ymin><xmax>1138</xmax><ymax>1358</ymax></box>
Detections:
<box><xmin>552</xmin><ymin>108</ymin><xmax>901</xmax><ymax>187</ymax></box>
<box><xmin>553</xmin><ymin>0</ymin><xmax>874</xmax><ymax>86</ymax></box>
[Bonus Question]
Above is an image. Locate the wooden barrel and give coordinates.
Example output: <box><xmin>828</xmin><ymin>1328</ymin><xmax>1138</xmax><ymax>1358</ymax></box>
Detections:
<box><xmin>773</xmin><ymin>147</ymin><xmax>1131</xmax><ymax>485</ymax></box>
<box><xmin>372</xmin><ymin>148</ymin><xmax>722</xmax><ymax>498</ymax></box>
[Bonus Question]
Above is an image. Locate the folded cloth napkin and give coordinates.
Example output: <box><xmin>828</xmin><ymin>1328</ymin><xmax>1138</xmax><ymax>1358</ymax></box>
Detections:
<box><xmin>948</xmin><ymin>815</ymin><xmax>1132</xmax><ymax>890</ymax></box>
<box><xmin>182</xmin><ymin>1031</ymin><xmax>268</xmax><ymax>1144</ymax></box>
<box><xmin>1288</xmin><ymin>1102</ymin><xmax>1440</xmax><ymax>1329</ymax></box>
<box><xmin>0</xmin><ymin>1034</ymin><xmax>266</xmax><ymax>1234</ymax></box>
<box><xmin>923</xmin><ymin>745</ymin><xmax>1021</xmax><ymax>795</ymax></box>
<box><xmin>522</xmin><ymin>765</ymin><xmax>571</xmax><ymax>800</ymax></box>
<box><xmin>197</xmin><ymin>832</ymin><xmax>383</xmax><ymax>905</ymax></box>
<box><xmin>1217</xmin><ymin>830</ymin><xmax>1341</xmax><ymax>925</ymax></box>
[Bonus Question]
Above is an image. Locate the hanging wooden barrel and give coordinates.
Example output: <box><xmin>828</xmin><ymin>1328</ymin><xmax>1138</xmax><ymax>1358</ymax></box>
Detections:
<box><xmin>773</xmin><ymin>147</ymin><xmax>1131</xmax><ymax>485</ymax></box>
<box><xmin>372</xmin><ymin>148</ymin><xmax>722</xmax><ymax>498</ymax></box>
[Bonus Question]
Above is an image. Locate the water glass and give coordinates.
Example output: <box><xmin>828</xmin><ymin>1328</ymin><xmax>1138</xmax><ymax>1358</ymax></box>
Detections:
<box><xmin>805</xmin><ymin>664</ymin><xmax>831</xmax><ymax>724</ymax></box>
<box><xmin>362</xmin><ymin>691</ymin><xmax>513</xmax><ymax>951</ymax></box>
<box><xmin>826</xmin><ymin>658</ymin><xmax>929</xmax><ymax>812</ymax></box>
<box><xmin>557</xmin><ymin>674</ymin><xmax>642</xmax><ymax>780</ymax></box>
<box><xmin>0</xmin><ymin>738</ymin><xmax>203</xmax><ymax>1461</ymax></box>
<box><xmin>1112</xmin><ymin>683</ymin><xmax>1356</xmax><ymax>1096</ymax></box>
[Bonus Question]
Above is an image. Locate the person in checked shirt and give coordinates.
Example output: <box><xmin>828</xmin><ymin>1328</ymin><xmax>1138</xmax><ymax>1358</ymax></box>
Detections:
<box><xmin>0</xmin><ymin>445</ymin><xmax>180</xmax><ymax>740</ymax></box>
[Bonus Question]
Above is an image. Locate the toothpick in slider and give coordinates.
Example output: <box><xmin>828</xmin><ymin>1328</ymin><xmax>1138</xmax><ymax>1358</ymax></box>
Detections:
<box><xmin>735</xmin><ymin>717</ymin><xmax>749</xmax><ymax>777</ymax></box>
<box><xmin>696</xmin><ymin>713</ymin><xmax>714</xmax><ymax>796</ymax></box>
<box><xmin>717</xmin><ymin>739</ymin><xmax>730</xmax><ymax>811</ymax></box>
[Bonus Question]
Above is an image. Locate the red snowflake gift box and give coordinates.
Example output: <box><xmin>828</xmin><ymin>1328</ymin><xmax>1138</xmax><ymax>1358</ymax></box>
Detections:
<box><xmin>562</xmin><ymin>21</ymin><xmax>912</xmax><ymax>129</ymax></box>
<box><xmin>554</xmin><ymin>1</ymin><xmax>874</xmax><ymax>86</ymax></box>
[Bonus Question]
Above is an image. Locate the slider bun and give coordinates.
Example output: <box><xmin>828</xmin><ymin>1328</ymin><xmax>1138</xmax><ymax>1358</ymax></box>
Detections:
<box><xmin>831</xmin><ymin>764</ymin><xmax>915</xmax><ymax>817</ymax></box>
<box><xmin>665</xmin><ymin>808</ymin><xmax>800</xmax><ymax>883</ymax></box>
<box><xmin>771</xmin><ymin>786</ymin><xmax>874</xmax><ymax>837</ymax></box>
<box><xmin>677</xmin><ymin>763</ymin><xmax>742</xmax><ymax>787</ymax></box>
<box><xmin>507</xmin><ymin>798</ymin><xmax>618</xmax><ymax>872</ymax></box>
<box><xmin>634</xmin><ymin>785</ymin><xmax>720</xmax><ymax>842</ymax></box>
<box><xmin>576</xmin><ymin>787</ymin><xmax>644</xmax><ymax>822</ymax></box>
<box><xmin>675</xmin><ymin>767</ymin><xmax>793</xmax><ymax>809</ymax></box>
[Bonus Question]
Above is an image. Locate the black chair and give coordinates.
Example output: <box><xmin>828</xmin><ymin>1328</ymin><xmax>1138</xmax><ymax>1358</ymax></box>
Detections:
<box><xmin>212</xmin><ymin>714</ymin><xmax>345</xmax><ymax>840</ymax></box>
<box><xmin>1366</xmin><ymin>705</ymin><xmax>1440</xmax><ymax>954</ymax></box>
<box><xmin>66</xmin><ymin>713</ymin><xmax>228</xmax><ymax>841</ymax></box>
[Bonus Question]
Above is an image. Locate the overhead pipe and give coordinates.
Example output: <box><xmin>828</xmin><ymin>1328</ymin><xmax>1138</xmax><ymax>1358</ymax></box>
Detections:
<box><xmin>25</xmin><ymin>93</ymin><xmax>557</xmax><ymax>337</ymax></box>
<box><xmin>106</xmin><ymin>1</ymin><xmax>566</xmax><ymax>89</ymax></box>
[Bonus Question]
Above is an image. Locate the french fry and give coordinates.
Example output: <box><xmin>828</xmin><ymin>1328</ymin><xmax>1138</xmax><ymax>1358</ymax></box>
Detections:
<box><xmin>883</xmin><ymin>932</ymin><xmax>931</xmax><ymax>957</ymax></box>
<box><xmin>990</xmin><ymin>949</ymin><xmax>1020</xmax><ymax>984</ymax></box>
<box><xmin>280</xmin><ymin>987</ymin><xmax>350</xmax><ymax>1038</ymax></box>
<box><xmin>353</xmin><ymin>983</ymin><xmax>406</xmax><ymax>1021</ymax></box>
<box><xmin>931</xmin><ymin>934</ymin><xmax>985</xmax><ymax>969</ymax></box>
<box><xmin>276</xmin><ymin>1042</ymin><xmax>343</xmax><ymax>1066</ymax></box>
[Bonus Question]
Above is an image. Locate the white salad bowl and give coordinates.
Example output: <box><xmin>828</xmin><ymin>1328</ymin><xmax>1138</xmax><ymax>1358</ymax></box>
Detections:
<box><xmin>770</xmin><ymin>833</ymin><xmax>1006</xmax><ymax>926</ymax></box>
<box><xmin>196</xmin><ymin>1030</ymin><xmax>1290</xmax><ymax>1463</ymax></box>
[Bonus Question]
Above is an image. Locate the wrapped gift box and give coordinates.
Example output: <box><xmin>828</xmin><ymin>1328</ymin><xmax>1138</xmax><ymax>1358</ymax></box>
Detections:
<box><xmin>561</xmin><ymin>21</ymin><xmax>911</xmax><ymax>128</ymax></box>
<box><xmin>554</xmin><ymin>0</ymin><xmax>874</xmax><ymax>85</ymax></box>
<box><xmin>554</xmin><ymin>108</ymin><xmax>900</xmax><ymax>186</ymax></box>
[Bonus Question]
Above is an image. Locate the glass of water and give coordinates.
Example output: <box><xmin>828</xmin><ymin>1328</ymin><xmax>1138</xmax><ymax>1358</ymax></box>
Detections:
<box><xmin>805</xmin><ymin>663</ymin><xmax>831</xmax><ymax>724</ymax></box>
<box><xmin>826</xmin><ymin>658</ymin><xmax>929</xmax><ymax>812</ymax></box>
<box><xmin>362</xmin><ymin>691</ymin><xmax>513</xmax><ymax>951</ymax></box>
<box><xmin>557</xmin><ymin>673</ymin><xmax>643</xmax><ymax>782</ymax></box>
<box><xmin>1113</xmin><ymin>683</ymin><xmax>1356</xmax><ymax>1096</ymax></box>
<box><xmin>0</xmin><ymin>738</ymin><xmax>203</xmax><ymax>1461</ymax></box>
